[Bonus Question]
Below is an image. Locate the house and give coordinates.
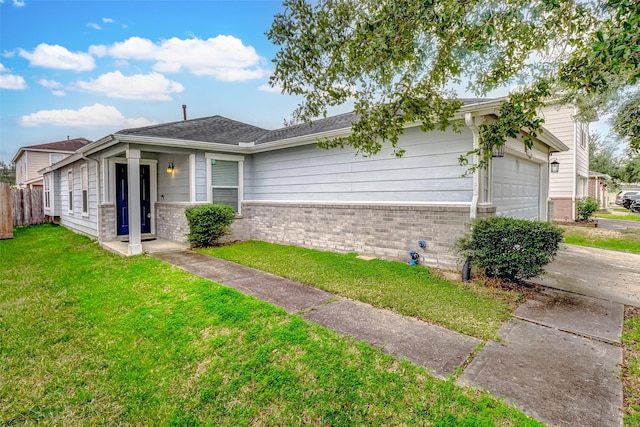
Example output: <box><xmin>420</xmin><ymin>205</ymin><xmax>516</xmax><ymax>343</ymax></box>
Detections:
<box><xmin>12</xmin><ymin>138</ymin><xmax>91</xmax><ymax>188</ymax></box>
<box><xmin>41</xmin><ymin>98</ymin><xmax>568</xmax><ymax>269</ymax></box>
<box><xmin>588</xmin><ymin>172</ymin><xmax>611</xmax><ymax>209</ymax></box>
<box><xmin>540</xmin><ymin>104</ymin><xmax>590</xmax><ymax>221</ymax></box>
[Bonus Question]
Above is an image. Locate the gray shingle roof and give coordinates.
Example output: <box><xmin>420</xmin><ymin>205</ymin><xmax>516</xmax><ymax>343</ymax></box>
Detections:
<box><xmin>115</xmin><ymin>98</ymin><xmax>496</xmax><ymax>146</ymax></box>
<box><xmin>117</xmin><ymin>115</ymin><xmax>269</xmax><ymax>145</ymax></box>
<box><xmin>255</xmin><ymin>112</ymin><xmax>359</xmax><ymax>144</ymax></box>
<box><xmin>24</xmin><ymin>138</ymin><xmax>92</xmax><ymax>152</ymax></box>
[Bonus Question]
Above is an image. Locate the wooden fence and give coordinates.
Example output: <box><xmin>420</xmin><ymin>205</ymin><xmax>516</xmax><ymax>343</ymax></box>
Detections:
<box><xmin>0</xmin><ymin>182</ymin><xmax>12</xmax><ymax>239</ymax></box>
<box><xmin>1</xmin><ymin>185</ymin><xmax>49</xmax><ymax>239</ymax></box>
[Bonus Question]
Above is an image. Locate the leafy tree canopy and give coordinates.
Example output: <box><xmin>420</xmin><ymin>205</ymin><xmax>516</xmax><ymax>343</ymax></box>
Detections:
<box><xmin>268</xmin><ymin>0</ymin><xmax>640</xmax><ymax>168</ymax></box>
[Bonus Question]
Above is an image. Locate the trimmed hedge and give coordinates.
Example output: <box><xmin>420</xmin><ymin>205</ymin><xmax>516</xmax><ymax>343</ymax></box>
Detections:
<box><xmin>185</xmin><ymin>204</ymin><xmax>235</xmax><ymax>247</ymax></box>
<box><xmin>456</xmin><ymin>217</ymin><xmax>563</xmax><ymax>281</ymax></box>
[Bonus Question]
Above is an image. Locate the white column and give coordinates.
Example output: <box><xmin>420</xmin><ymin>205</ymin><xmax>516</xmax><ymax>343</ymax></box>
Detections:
<box><xmin>127</xmin><ymin>149</ymin><xmax>142</xmax><ymax>255</ymax></box>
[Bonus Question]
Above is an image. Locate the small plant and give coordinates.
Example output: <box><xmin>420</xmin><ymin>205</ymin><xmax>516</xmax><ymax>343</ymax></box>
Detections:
<box><xmin>577</xmin><ymin>196</ymin><xmax>599</xmax><ymax>221</ymax></box>
<box><xmin>456</xmin><ymin>217</ymin><xmax>563</xmax><ymax>281</ymax></box>
<box><xmin>185</xmin><ymin>204</ymin><xmax>235</xmax><ymax>247</ymax></box>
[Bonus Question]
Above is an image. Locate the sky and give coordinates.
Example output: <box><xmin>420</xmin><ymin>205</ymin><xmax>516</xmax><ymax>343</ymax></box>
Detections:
<box><xmin>0</xmin><ymin>0</ymin><xmax>614</xmax><ymax>165</ymax></box>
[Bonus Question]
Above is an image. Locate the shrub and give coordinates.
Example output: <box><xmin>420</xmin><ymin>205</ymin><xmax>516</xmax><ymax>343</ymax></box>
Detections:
<box><xmin>577</xmin><ymin>196</ymin><xmax>599</xmax><ymax>221</ymax></box>
<box><xmin>185</xmin><ymin>204</ymin><xmax>236</xmax><ymax>247</ymax></box>
<box><xmin>456</xmin><ymin>217</ymin><xmax>563</xmax><ymax>281</ymax></box>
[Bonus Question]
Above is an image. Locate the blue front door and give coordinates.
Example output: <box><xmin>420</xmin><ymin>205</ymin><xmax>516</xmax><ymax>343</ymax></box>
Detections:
<box><xmin>116</xmin><ymin>164</ymin><xmax>151</xmax><ymax>235</ymax></box>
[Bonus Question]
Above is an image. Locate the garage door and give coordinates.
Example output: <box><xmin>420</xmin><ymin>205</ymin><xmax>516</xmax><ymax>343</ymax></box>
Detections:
<box><xmin>492</xmin><ymin>155</ymin><xmax>540</xmax><ymax>219</ymax></box>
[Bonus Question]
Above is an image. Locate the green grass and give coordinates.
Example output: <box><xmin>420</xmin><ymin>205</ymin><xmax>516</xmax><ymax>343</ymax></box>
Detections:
<box><xmin>199</xmin><ymin>241</ymin><xmax>522</xmax><ymax>340</ymax></box>
<box><xmin>561</xmin><ymin>227</ymin><xmax>640</xmax><ymax>254</ymax></box>
<box><xmin>595</xmin><ymin>212</ymin><xmax>640</xmax><ymax>222</ymax></box>
<box><xmin>0</xmin><ymin>224</ymin><xmax>542</xmax><ymax>426</ymax></box>
<box><xmin>623</xmin><ymin>308</ymin><xmax>640</xmax><ymax>426</ymax></box>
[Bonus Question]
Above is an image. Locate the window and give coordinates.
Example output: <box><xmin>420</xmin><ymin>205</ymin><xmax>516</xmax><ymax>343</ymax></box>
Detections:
<box><xmin>81</xmin><ymin>164</ymin><xmax>88</xmax><ymax>216</ymax></box>
<box><xmin>44</xmin><ymin>174</ymin><xmax>51</xmax><ymax>209</ymax></box>
<box><xmin>50</xmin><ymin>153</ymin><xmax>64</xmax><ymax>165</ymax></box>
<box><xmin>67</xmin><ymin>169</ymin><xmax>73</xmax><ymax>213</ymax></box>
<box><xmin>206</xmin><ymin>153</ymin><xmax>244</xmax><ymax>213</ymax></box>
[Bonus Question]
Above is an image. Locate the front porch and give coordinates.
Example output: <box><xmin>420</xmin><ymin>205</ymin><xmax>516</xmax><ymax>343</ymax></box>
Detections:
<box><xmin>101</xmin><ymin>237</ymin><xmax>188</xmax><ymax>256</ymax></box>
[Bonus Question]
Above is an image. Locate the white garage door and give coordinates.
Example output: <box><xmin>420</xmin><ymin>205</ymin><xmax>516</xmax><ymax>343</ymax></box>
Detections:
<box><xmin>492</xmin><ymin>155</ymin><xmax>540</xmax><ymax>219</ymax></box>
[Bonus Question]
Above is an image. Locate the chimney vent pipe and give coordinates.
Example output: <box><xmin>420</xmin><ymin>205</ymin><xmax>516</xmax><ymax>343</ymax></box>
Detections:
<box><xmin>182</xmin><ymin>104</ymin><xmax>187</xmax><ymax>121</ymax></box>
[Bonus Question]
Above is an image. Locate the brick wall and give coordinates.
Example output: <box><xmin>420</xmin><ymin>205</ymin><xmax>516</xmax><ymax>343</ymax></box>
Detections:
<box><xmin>98</xmin><ymin>203</ymin><xmax>116</xmax><ymax>241</ymax></box>
<box><xmin>230</xmin><ymin>201</ymin><xmax>496</xmax><ymax>270</ymax></box>
<box><xmin>551</xmin><ymin>197</ymin><xmax>574</xmax><ymax>221</ymax></box>
<box><xmin>155</xmin><ymin>202</ymin><xmax>202</xmax><ymax>243</ymax></box>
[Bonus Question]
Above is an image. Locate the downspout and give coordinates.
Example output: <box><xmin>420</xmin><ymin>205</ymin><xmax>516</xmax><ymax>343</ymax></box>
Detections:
<box><xmin>81</xmin><ymin>152</ymin><xmax>100</xmax><ymax>236</ymax></box>
<box><xmin>465</xmin><ymin>113</ymin><xmax>480</xmax><ymax>219</ymax></box>
<box><xmin>572</xmin><ymin>108</ymin><xmax>578</xmax><ymax>220</ymax></box>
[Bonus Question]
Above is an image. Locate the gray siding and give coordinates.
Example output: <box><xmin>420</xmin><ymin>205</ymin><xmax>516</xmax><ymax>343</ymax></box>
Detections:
<box><xmin>195</xmin><ymin>151</ymin><xmax>208</xmax><ymax>202</ymax></box>
<box><xmin>59</xmin><ymin>160</ymin><xmax>98</xmax><ymax>237</ymax></box>
<box><xmin>158</xmin><ymin>153</ymin><xmax>190</xmax><ymax>202</ymax></box>
<box><xmin>245</xmin><ymin>127</ymin><xmax>474</xmax><ymax>203</ymax></box>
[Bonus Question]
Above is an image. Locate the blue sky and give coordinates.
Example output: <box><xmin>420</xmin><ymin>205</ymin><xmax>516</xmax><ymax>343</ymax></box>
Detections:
<box><xmin>0</xmin><ymin>0</ymin><xmax>613</xmax><ymax>165</ymax></box>
<box><xmin>0</xmin><ymin>0</ymin><xmax>314</xmax><ymax>163</ymax></box>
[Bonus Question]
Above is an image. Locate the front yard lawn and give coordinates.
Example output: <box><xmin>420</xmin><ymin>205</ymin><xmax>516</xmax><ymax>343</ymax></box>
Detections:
<box><xmin>561</xmin><ymin>226</ymin><xmax>640</xmax><ymax>254</ymax></box>
<box><xmin>595</xmin><ymin>212</ymin><xmax>640</xmax><ymax>222</ymax></box>
<box><xmin>199</xmin><ymin>241</ymin><xmax>525</xmax><ymax>340</ymax></box>
<box><xmin>0</xmin><ymin>224</ymin><xmax>542</xmax><ymax>426</ymax></box>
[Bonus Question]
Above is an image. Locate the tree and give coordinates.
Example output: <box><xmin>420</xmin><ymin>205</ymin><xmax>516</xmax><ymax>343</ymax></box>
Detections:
<box><xmin>268</xmin><ymin>0</ymin><xmax>640</xmax><ymax>167</ymax></box>
<box><xmin>0</xmin><ymin>161</ymin><xmax>15</xmax><ymax>185</ymax></box>
<box><xmin>589</xmin><ymin>133</ymin><xmax>622</xmax><ymax>179</ymax></box>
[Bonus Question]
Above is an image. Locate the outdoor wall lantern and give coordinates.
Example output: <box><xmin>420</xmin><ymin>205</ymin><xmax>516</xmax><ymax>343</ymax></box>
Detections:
<box><xmin>166</xmin><ymin>162</ymin><xmax>174</xmax><ymax>174</ymax></box>
<box><xmin>550</xmin><ymin>159</ymin><xmax>560</xmax><ymax>173</ymax></box>
<box><xmin>492</xmin><ymin>144</ymin><xmax>505</xmax><ymax>158</ymax></box>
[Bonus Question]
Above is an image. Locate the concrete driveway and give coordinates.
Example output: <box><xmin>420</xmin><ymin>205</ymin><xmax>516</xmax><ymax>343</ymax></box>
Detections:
<box><xmin>529</xmin><ymin>244</ymin><xmax>640</xmax><ymax>307</ymax></box>
<box><xmin>597</xmin><ymin>217</ymin><xmax>640</xmax><ymax>230</ymax></box>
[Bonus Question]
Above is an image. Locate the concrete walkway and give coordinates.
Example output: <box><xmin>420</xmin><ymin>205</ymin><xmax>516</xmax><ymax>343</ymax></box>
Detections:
<box><xmin>152</xmin><ymin>249</ymin><xmax>625</xmax><ymax>427</ymax></box>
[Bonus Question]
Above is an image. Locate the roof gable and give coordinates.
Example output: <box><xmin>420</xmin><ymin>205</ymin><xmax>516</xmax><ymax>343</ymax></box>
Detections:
<box><xmin>12</xmin><ymin>138</ymin><xmax>92</xmax><ymax>162</ymax></box>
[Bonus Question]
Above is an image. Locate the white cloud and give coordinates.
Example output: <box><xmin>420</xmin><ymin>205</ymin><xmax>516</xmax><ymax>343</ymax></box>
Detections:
<box><xmin>38</xmin><ymin>78</ymin><xmax>62</xmax><ymax>89</ymax></box>
<box><xmin>87</xmin><ymin>22</ymin><xmax>102</xmax><ymax>30</ymax></box>
<box><xmin>13</xmin><ymin>0</ymin><xmax>25</xmax><ymax>6</ymax></box>
<box><xmin>0</xmin><ymin>63</ymin><xmax>7</xmax><ymax>72</ymax></box>
<box><xmin>19</xmin><ymin>43</ymin><xmax>95</xmax><ymax>71</ymax></box>
<box><xmin>18</xmin><ymin>103</ymin><xmax>156</xmax><ymax>128</ymax></box>
<box><xmin>258</xmin><ymin>83</ymin><xmax>283</xmax><ymax>93</ymax></box>
<box><xmin>0</xmin><ymin>73</ymin><xmax>27</xmax><ymax>89</ymax></box>
<box><xmin>102</xmin><ymin>18</ymin><xmax>115</xmax><ymax>23</ymax></box>
<box><xmin>91</xmin><ymin>35</ymin><xmax>268</xmax><ymax>82</ymax></box>
<box><xmin>75</xmin><ymin>70</ymin><xmax>184</xmax><ymax>100</ymax></box>
<box><xmin>51</xmin><ymin>90</ymin><xmax>66</xmax><ymax>97</ymax></box>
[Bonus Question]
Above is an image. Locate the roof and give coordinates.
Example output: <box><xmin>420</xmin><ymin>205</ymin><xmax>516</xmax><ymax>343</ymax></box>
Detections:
<box><xmin>255</xmin><ymin>99</ymin><xmax>496</xmax><ymax>145</ymax></box>
<box><xmin>117</xmin><ymin>115</ymin><xmax>269</xmax><ymax>145</ymax></box>
<box><xmin>12</xmin><ymin>137</ymin><xmax>92</xmax><ymax>162</ymax></box>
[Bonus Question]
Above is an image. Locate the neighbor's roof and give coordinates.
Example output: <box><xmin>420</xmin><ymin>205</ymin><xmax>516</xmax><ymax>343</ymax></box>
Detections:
<box><xmin>12</xmin><ymin>137</ymin><xmax>92</xmax><ymax>162</ymax></box>
<box><xmin>117</xmin><ymin>115</ymin><xmax>269</xmax><ymax>145</ymax></box>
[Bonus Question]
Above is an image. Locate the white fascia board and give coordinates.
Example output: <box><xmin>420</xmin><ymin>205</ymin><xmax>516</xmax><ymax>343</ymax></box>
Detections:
<box><xmin>112</xmin><ymin>134</ymin><xmax>248</xmax><ymax>154</ymax></box>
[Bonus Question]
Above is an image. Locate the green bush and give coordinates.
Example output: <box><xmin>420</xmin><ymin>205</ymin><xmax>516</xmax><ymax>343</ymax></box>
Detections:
<box><xmin>577</xmin><ymin>196</ymin><xmax>599</xmax><ymax>221</ymax></box>
<box><xmin>456</xmin><ymin>217</ymin><xmax>563</xmax><ymax>281</ymax></box>
<box><xmin>185</xmin><ymin>204</ymin><xmax>236</xmax><ymax>247</ymax></box>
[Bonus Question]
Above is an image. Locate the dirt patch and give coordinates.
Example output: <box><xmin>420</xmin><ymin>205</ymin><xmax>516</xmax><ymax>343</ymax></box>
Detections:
<box><xmin>558</xmin><ymin>225</ymin><xmax>624</xmax><ymax>239</ymax></box>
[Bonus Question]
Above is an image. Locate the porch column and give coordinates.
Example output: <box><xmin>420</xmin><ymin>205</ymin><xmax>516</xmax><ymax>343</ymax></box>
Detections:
<box><xmin>127</xmin><ymin>149</ymin><xmax>142</xmax><ymax>255</ymax></box>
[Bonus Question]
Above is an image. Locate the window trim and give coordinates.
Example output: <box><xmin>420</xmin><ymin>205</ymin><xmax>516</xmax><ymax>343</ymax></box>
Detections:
<box><xmin>81</xmin><ymin>164</ymin><xmax>89</xmax><ymax>217</ymax></box>
<box><xmin>205</xmin><ymin>153</ymin><xmax>244</xmax><ymax>214</ymax></box>
<box><xmin>44</xmin><ymin>174</ymin><xmax>51</xmax><ymax>210</ymax></box>
<box><xmin>67</xmin><ymin>169</ymin><xmax>74</xmax><ymax>214</ymax></box>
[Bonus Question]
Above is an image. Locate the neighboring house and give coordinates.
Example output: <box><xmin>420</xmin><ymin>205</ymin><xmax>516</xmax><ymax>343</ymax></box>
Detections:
<box><xmin>41</xmin><ymin>98</ymin><xmax>567</xmax><ymax>269</ymax></box>
<box><xmin>540</xmin><ymin>104</ymin><xmax>590</xmax><ymax>221</ymax></box>
<box><xmin>12</xmin><ymin>138</ymin><xmax>91</xmax><ymax>188</ymax></box>
<box><xmin>588</xmin><ymin>172</ymin><xmax>611</xmax><ymax>209</ymax></box>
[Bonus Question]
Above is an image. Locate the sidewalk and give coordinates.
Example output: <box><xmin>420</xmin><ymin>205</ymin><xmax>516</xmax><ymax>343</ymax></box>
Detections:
<box><xmin>152</xmin><ymin>250</ymin><xmax>624</xmax><ymax>427</ymax></box>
